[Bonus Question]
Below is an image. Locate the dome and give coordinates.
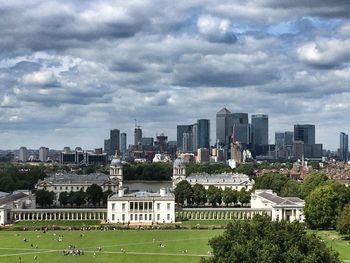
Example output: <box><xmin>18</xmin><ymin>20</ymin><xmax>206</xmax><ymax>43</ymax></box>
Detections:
<box><xmin>110</xmin><ymin>158</ymin><xmax>122</xmax><ymax>166</ymax></box>
<box><xmin>173</xmin><ymin>158</ymin><xmax>185</xmax><ymax>168</ymax></box>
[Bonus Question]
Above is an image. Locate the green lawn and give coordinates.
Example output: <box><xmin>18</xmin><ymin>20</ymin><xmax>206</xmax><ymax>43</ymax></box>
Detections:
<box><xmin>10</xmin><ymin>220</ymin><xmax>100</xmax><ymax>228</ymax></box>
<box><xmin>0</xmin><ymin>230</ymin><xmax>222</xmax><ymax>263</ymax></box>
<box><xmin>310</xmin><ymin>230</ymin><xmax>350</xmax><ymax>262</ymax></box>
<box><xmin>181</xmin><ymin>220</ymin><xmax>234</xmax><ymax>226</ymax></box>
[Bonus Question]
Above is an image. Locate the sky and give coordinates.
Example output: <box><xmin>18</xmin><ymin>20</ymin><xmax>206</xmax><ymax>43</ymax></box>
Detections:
<box><xmin>1</xmin><ymin>0</ymin><xmax>350</xmax><ymax>150</ymax></box>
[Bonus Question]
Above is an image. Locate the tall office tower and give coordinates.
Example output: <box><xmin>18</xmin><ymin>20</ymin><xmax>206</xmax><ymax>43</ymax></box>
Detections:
<box><xmin>232</xmin><ymin>113</ymin><xmax>248</xmax><ymax>124</ymax></box>
<box><xmin>216</xmin><ymin>107</ymin><xmax>233</xmax><ymax>146</ymax></box>
<box><xmin>275</xmin><ymin>132</ymin><xmax>285</xmax><ymax>149</ymax></box>
<box><xmin>120</xmin><ymin>133</ymin><xmax>127</xmax><ymax>154</ymax></box>
<box><xmin>155</xmin><ymin>133</ymin><xmax>168</xmax><ymax>153</ymax></box>
<box><xmin>197</xmin><ymin>119</ymin><xmax>210</xmax><ymax>149</ymax></box>
<box><xmin>251</xmin><ymin>114</ymin><xmax>269</xmax><ymax>150</ymax></box>
<box><xmin>192</xmin><ymin>123</ymin><xmax>198</xmax><ymax>152</ymax></box>
<box><xmin>293</xmin><ymin>140</ymin><xmax>304</xmax><ymax>160</ymax></box>
<box><xmin>340</xmin><ymin>132</ymin><xmax>349</xmax><ymax>161</ymax></box>
<box><xmin>284</xmin><ymin>131</ymin><xmax>294</xmax><ymax>146</ymax></box>
<box><xmin>294</xmin><ymin>124</ymin><xmax>315</xmax><ymax>144</ymax></box>
<box><xmin>134</xmin><ymin>127</ymin><xmax>142</xmax><ymax>146</ymax></box>
<box><xmin>19</xmin><ymin>147</ymin><xmax>28</xmax><ymax>162</ymax></box>
<box><xmin>182</xmin><ymin>132</ymin><xmax>193</xmax><ymax>152</ymax></box>
<box><xmin>177</xmin><ymin>125</ymin><xmax>193</xmax><ymax>151</ymax></box>
<box><xmin>232</xmin><ymin>113</ymin><xmax>250</xmax><ymax>145</ymax></box>
<box><xmin>104</xmin><ymin>139</ymin><xmax>110</xmax><ymax>154</ymax></box>
<box><xmin>197</xmin><ymin>148</ymin><xmax>210</xmax><ymax>163</ymax></box>
<box><xmin>39</xmin><ymin>147</ymin><xmax>49</xmax><ymax>162</ymax></box>
<box><xmin>110</xmin><ymin>129</ymin><xmax>120</xmax><ymax>156</ymax></box>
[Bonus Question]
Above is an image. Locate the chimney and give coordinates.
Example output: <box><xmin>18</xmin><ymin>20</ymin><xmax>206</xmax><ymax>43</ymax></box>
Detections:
<box><xmin>118</xmin><ymin>188</ymin><xmax>125</xmax><ymax>197</ymax></box>
<box><xmin>160</xmin><ymin>188</ymin><xmax>166</xmax><ymax>197</ymax></box>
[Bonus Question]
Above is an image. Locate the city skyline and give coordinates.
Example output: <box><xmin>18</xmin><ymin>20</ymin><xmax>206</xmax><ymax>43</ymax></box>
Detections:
<box><xmin>1</xmin><ymin>1</ymin><xmax>350</xmax><ymax>150</ymax></box>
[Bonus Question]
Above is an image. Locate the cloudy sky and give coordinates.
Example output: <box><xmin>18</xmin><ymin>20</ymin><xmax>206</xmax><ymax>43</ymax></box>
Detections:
<box><xmin>1</xmin><ymin>0</ymin><xmax>350</xmax><ymax>150</ymax></box>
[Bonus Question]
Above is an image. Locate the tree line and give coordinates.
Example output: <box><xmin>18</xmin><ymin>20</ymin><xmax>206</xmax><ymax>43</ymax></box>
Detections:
<box><xmin>35</xmin><ymin>184</ymin><xmax>112</xmax><ymax>208</ymax></box>
<box><xmin>174</xmin><ymin>180</ymin><xmax>251</xmax><ymax>207</ymax></box>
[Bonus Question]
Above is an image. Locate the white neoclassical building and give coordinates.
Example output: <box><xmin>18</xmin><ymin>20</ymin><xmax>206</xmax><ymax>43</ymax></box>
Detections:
<box><xmin>250</xmin><ymin>189</ymin><xmax>305</xmax><ymax>222</ymax></box>
<box><xmin>172</xmin><ymin>158</ymin><xmax>254</xmax><ymax>191</ymax></box>
<box><xmin>107</xmin><ymin>188</ymin><xmax>175</xmax><ymax>224</ymax></box>
<box><xmin>36</xmin><ymin>156</ymin><xmax>124</xmax><ymax>204</ymax></box>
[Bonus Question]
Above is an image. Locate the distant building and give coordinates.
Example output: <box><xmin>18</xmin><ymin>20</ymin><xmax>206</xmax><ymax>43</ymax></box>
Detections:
<box><xmin>251</xmin><ymin>114</ymin><xmax>268</xmax><ymax>155</ymax></box>
<box><xmin>39</xmin><ymin>147</ymin><xmax>49</xmax><ymax>162</ymax></box>
<box><xmin>340</xmin><ymin>132</ymin><xmax>349</xmax><ymax>161</ymax></box>
<box><xmin>153</xmin><ymin>153</ymin><xmax>171</xmax><ymax>163</ymax></box>
<box><xmin>19</xmin><ymin>147</ymin><xmax>28</xmax><ymax>162</ymax></box>
<box><xmin>134</xmin><ymin>127</ymin><xmax>142</xmax><ymax>147</ymax></box>
<box><xmin>85</xmin><ymin>151</ymin><xmax>108</xmax><ymax>165</ymax></box>
<box><xmin>294</xmin><ymin>124</ymin><xmax>315</xmax><ymax>145</ymax></box>
<box><xmin>192</xmin><ymin>123</ymin><xmax>198</xmax><ymax>152</ymax></box>
<box><xmin>293</xmin><ymin>140</ymin><xmax>304</xmax><ymax>160</ymax></box>
<box><xmin>155</xmin><ymin>134</ymin><xmax>168</xmax><ymax>153</ymax></box>
<box><xmin>197</xmin><ymin>148</ymin><xmax>210</xmax><ymax>163</ymax></box>
<box><xmin>177</xmin><ymin>125</ymin><xmax>193</xmax><ymax>151</ymax></box>
<box><xmin>104</xmin><ymin>139</ymin><xmax>111</xmax><ymax>154</ymax></box>
<box><xmin>120</xmin><ymin>133</ymin><xmax>127</xmax><ymax>154</ymax></box>
<box><xmin>110</xmin><ymin>129</ymin><xmax>120</xmax><ymax>156</ymax></box>
<box><xmin>141</xmin><ymin>137</ymin><xmax>154</xmax><ymax>150</ymax></box>
<box><xmin>251</xmin><ymin>190</ymin><xmax>305</xmax><ymax>222</ymax></box>
<box><xmin>182</xmin><ymin>132</ymin><xmax>192</xmax><ymax>152</ymax></box>
<box><xmin>216</xmin><ymin>108</ymin><xmax>233</xmax><ymax>146</ymax></box>
<box><xmin>172</xmin><ymin>158</ymin><xmax>254</xmax><ymax>190</ymax></box>
<box><xmin>231</xmin><ymin>142</ymin><xmax>243</xmax><ymax>163</ymax></box>
<box><xmin>197</xmin><ymin>119</ymin><xmax>210</xmax><ymax>149</ymax></box>
<box><xmin>107</xmin><ymin>188</ymin><xmax>175</xmax><ymax>224</ymax></box>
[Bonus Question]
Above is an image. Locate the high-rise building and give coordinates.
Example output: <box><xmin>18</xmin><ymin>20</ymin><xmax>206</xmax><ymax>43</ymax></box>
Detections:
<box><xmin>134</xmin><ymin>127</ymin><xmax>142</xmax><ymax>147</ymax></box>
<box><xmin>232</xmin><ymin>113</ymin><xmax>248</xmax><ymax>124</ymax></box>
<box><xmin>182</xmin><ymin>132</ymin><xmax>192</xmax><ymax>152</ymax></box>
<box><xmin>120</xmin><ymin>133</ymin><xmax>127</xmax><ymax>154</ymax></box>
<box><xmin>177</xmin><ymin>125</ymin><xmax>193</xmax><ymax>151</ymax></box>
<box><xmin>192</xmin><ymin>123</ymin><xmax>198</xmax><ymax>152</ymax></box>
<box><xmin>110</xmin><ymin>129</ymin><xmax>120</xmax><ymax>156</ymax></box>
<box><xmin>251</xmin><ymin>114</ymin><xmax>268</xmax><ymax>155</ymax></box>
<box><xmin>155</xmin><ymin>134</ymin><xmax>168</xmax><ymax>153</ymax></box>
<box><xmin>284</xmin><ymin>131</ymin><xmax>294</xmax><ymax>146</ymax></box>
<box><xmin>197</xmin><ymin>119</ymin><xmax>210</xmax><ymax>149</ymax></box>
<box><xmin>294</xmin><ymin>124</ymin><xmax>315</xmax><ymax>145</ymax></box>
<box><xmin>19</xmin><ymin>147</ymin><xmax>28</xmax><ymax>162</ymax></box>
<box><xmin>39</xmin><ymin>147</ymin><xmax>49</xmax><ymax>162</ymax></box>
<box><xmin>197</xmin><ymin>148</ymin><xmax>210</xmax><ymax>163</ymax></box>
<box><xmin>104</xmin><ymin>139</ymin><xmax>110</xmax><ymax>154</ymax></box>
<box><xmin>293</xmin><ymin>140</ymin><xmax>304</xmax><ymax>160</ymax></box>
<box><xmin>216</xmin><ymin>108</ymin><xmax>233</xmax><ymax>146</ymax></box>
<box><xmin>275</xmin><ymin>132</ymin><xmax>285</xmax><ymax>149</ymax></box>
<box><xmin>340</xmin><ymin>132</ymin><xmax>349</xmax><ymax>161</ymax></box>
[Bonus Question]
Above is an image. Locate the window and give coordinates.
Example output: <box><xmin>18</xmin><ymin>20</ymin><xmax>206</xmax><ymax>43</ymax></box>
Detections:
<box><xmin>122</xmin><ymin>203</ymin><xmax>126</xmax><ymax>211</ymax></box>
<box><xmin>60</xmin><ymin>187</ymin><xmax>62</xmax><ymax>190</ymax></box>
<box><xmin>54</xmin><ymin>187</ymin><xmax>57</xmax><ymax>190</ymax></box>
<box><xmin>145</xmin><ymin>214</ymin><xmax>147</xmax><ymax>221</ymax></box>
<box><xmin>135</xmin><ymin>202</ymin><xmax>138</xmax><ymax>210</ymax></box>
<box><xmin>112</xmin><ymin>214</ymin><xmax>115</xmax><ymax>221</ymax></box>
<box><xmin>149</xmin><ymin>202</ymin><xmax>152</xmax><ymax>210</ymax></box>
<box><xmin>144</xmin><ymin>202</ymin><xmax>148</xmax><ymax>210</ymax></box>
<box><xmin>76</xmin><ymin>187</ymin><xmax>79</xmax><ymax>190</ymax></box>
<box><xmin>135</xmin><ymin>214</ymin><xmax>138</xmax><ymax>221</ymax></box>
<box><xmin>130</xmin><ymin>214</ymin><xmax>133</xmax><ymax>221</ymax></box>
<box><xmin>167</xmin><ymin>203</ymin><xmax>170</xmax><ymax>210</ymax></box>
<box><xmin>167</xmin><ymin>214</ymin><xmax>170</xmax><ymax>221</ymax></box>
<box><xmin>112</xmin><ymin>203</ymin><xmax>115</xmax><ymax>211</ymax></box>
<box><xmin>130</xmin><ymin>202</ymin><xmax>134</xmax><ymax>211</ymax></box>
<box><xmin>65</xmin><ymin>187</ymin><xmax>68</xmax><ymax>190</ymax></box>
<box><xmin>157</xmin><ymin>203</ymin><xmax>160</xmax><ymax>210</ymax></box>
<box><xmin>149</xmin><ymin>214</ymin><xmax>152</xmax><ymax>221</ymax></box>
<box><xmin>122</xmin><ymin>214</ymin><xmax>125</xmax><ymax>222</ymax></box>
<box><xmin>139</xmin><ymin>202</ymin><xmax>143</xmax><ymax>211</ymax></box>
<box><xmin>157</xmin><ymin>214</ymin><xmax>160</xmax><ymax>221</ymax></box>
<box><xmin>139</xmin><ymin>214</ymin><xmax>143</xmax><ymax>221</ymax></box>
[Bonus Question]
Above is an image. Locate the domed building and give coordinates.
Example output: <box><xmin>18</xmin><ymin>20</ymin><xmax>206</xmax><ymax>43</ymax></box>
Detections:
<box><xmin>109</xmin><ymin>156</ymin><xmax>123</xmax><ymax>186</ymax></box>
<box><xmin>172</xmin><ymin>158</ymin><xmax>186</xmax><ymax>188</ymax></box>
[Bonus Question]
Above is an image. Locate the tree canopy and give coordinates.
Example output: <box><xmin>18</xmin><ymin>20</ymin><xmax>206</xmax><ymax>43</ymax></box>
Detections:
<box><xmin>337</xmin><ymin>204</ymin><xmax>350</xmax><ymax>235</ymax></box>
<box><xmin>174</xmin><ymin>180</ymin><xmax>193</xmax><ymax>205</ymax></box>
<box><xmin>200</xmin><ymin>216</ymin><xmax>341</xmax><ymax>263</ymax></box>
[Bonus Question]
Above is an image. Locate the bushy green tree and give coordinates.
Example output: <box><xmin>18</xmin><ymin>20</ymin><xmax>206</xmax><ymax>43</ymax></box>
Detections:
<box><xmin>174</xmin><ymin>180</ymin><xmax>193</xmax><ymax>205</ymax></box>
<box><xmin>238</xmin><ymin>188</ymin><xmax>250</xmax><ymax>206</ymax></box>
<box><xmin>58</xmin><ymin>191</ymin><xmax>69</xmax><ymax>206</ymax></box>
<box><xmin>235</xmin><ymin>163</ymin><xmax>255</xmax><ymax>176</ymax></box>
<box><xmin>192</xmin><ymin>184</ymin><xmax>207</xmax><ymax>206</ymax></box>
<box><xmin>337</xmin><ymin>204</ymin><xmax>350</xmax><ymax>235</ymax></box>
<box><xmin>254</xmin><ymin>173</ymin><xmax>289</xmax><ymax>195</ymax></box>
<box><xmin>36</xmin><ymin>189</ymin><xmax>55</xmax><ymax>207</ymax></box>
<box><xmin>207</xmin><ymin>186</ymin><xmax>222</xmax><ymax>207</ymax></box>
<box><xmin>200</xmin><ymin>216</ymin><xmax>341</xmax><ymax>263</ymax></box>
<box><xmin>300</xmin><ymin>172</ymin><xmax>329</xmax><ymax>198</ymax></box>
<box><xmin>86</xmin><ymin>184</ymin><xmax>103</xmax><ymax>205</ymax></box>
<box><xmin>222</xmin><ymin>188</ymin><xmax>238</xmax><ymax>206</ymax></box>
<box><xmin>305</xmin><ymin>185</ymin><xmax>338</xmax><ymax>229</ymax></box>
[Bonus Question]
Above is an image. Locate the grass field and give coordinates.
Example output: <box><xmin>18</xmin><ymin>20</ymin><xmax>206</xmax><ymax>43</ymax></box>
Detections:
<box><xmin>0</xmin><ymin>229</ymin><xmax>222</xmax><ymax>263</ymax></box>
<box><xmin>10</xmin><ymin>220</ymin><xmax>100</xmax><ymax>228</ymax></box>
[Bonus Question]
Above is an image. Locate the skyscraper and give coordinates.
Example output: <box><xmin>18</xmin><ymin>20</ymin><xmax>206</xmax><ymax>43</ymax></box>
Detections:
<box><xmin>39</xmin><ymin>147</ymin><xmax>49</xmax><ymax>162</ymax></box>
<box><xmin>177</xmin><ymin>125</ymin><xmax>193</xmax><ymax>151</ymax></box>
<box><xmin>284</xmin><ymin>131</ymin><xmax>294</xmax><ymax>146</ymax></box>
<box><xmin>104</xmin><ymin>139</ymin><xmax>110</xmax><ymax>154</ymax></box>
<box><xmin>294</xmin><ymin>125</ymin><xmax>315</xmax><ymax>144</ymax></box>
<box><xmin>192</xmin><ymin>123</ymin><xmax>198</xmax><ymax>152</ymax></box>
<box><xmin>120</xmin><ymin>133</ymin><xmax>127</xmax><ymax>154</ymax></box>
<box><xmin>19</xmin><ymin>147</ymin><xmax>28</xmax><ymax>162</ymax></box>
<box><xmin>340</xmin><ymin>132</ymin><xmax>349</xmax><ymax>161</ymax></box>
<box><xmin>197</xmin><ymin>119</ymin><xmax>210</xmax><ymax>149</ymax></box>
<box><xmin>182</xmin><ymin>132</ymin><xmax>192</xmax><ymax>152</ymax></box>
<box><xmin>275</xmin><ymin>132</ymin><xmax>285</xmax><ymax>149</ymax></box>
<box><xmin>251</xmin><ymin>114</ymin><xmax>268</xmax><ymax>146</ymax></box>
<box><xmin>110</xmin><ymin>129</ymin><xmax>120</xmax><ymax>156</ymax></box>
<box><xmin>134</xmin><ymin>127</ymin><xmax>142</xmax><ymax>147</ymax></box>
<box><xmin>216</xmin><ymin>108</ymin><xmax>233</xmax><ymax>146</ymax></box>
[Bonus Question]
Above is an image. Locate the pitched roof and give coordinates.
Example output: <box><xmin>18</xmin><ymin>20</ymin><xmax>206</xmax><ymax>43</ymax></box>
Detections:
<box><xmin>0</xmin><ymin>192</ymin><xmax>28</xmax><ymax>205</ymax></box>
<box><xmin>217</xmin><ymin>107</ymin><xmax>231</xmax><ymax>115</ymax></box>
<box><xmin>256</xmin><ymin>191</ymin><xmax>304</xmax><ymax>207</ymax></box>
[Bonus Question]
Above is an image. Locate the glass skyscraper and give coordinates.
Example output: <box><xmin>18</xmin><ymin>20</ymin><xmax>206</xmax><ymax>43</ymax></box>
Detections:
<box><xmin>294</xmin><ymin>124</ymin><xmax>315</xmax><ymax>144</ymax></box>
<box><xmin>340</xmin><ymin>132</ymin><xmax>349</xmax><ymax>161</ymax></box>
<box><xmin>251</xmin><ymin>114</ymin><xmax>268</xmax><ymax>146</ymax></box>
<box><xmin>197</xmin><ymin>119</ymin><xmax>210</xmax><ymax>149</ymax></box>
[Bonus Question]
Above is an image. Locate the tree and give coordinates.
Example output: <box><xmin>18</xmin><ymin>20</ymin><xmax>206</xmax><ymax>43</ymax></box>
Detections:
<box><xmin>254</xmin><ymin>173</ymin><xmax>289</xmax><ymax>195</ymax></box>
<box><xmin>280</xmin><ymin>180</ymin><xmax>301</xmax><ymax>197</ymax></box>
<box><xmin>200</xmin><ymin>216</ymin><xmax>341</xmax><ymax>263</ymax></box>
<box><xmin>35</xmin><ymin>189</ymin><xmax>54</xmax><ymax>207</ymax></box>
<box><xmin>174</xmin><ymin>180</ymin><xmax>193</xmax><ymax>205</ymax></box>
<box><xmin>207</xmin><ymin>186</ymin><xmax>221</xmax><ymax>207</ymax></box>
<box><xmin>337</xmin><ymin>204</ymin><xmax>350</xmax><ymax>235</ymax></box>
<box><xmin>222</xmin><ymin>188</ymin><xmax>235</xmax><ymax>206</ymax></box>
<box><xmin>235</xmin><ymin>163</ymin><xmax>255</xmax><ymax>176</ymax></box>
<box><xmin>69</xmin><ymin>190</ymin><xmax>86</xmax><ymax>207</ymax></box>
<box><xmin>58</xmin><ymin>192</ymin><xmax>69</xmax><ymax>207</ymax></box>
<box><xmin>300</xmin><ymin>172</ymin><xmax>329</xmax><ymax>198</ymax></box>
<box><xmin>304</xmin><ymin>185</ymin><xmax>338</xmax><ymax>229</ymax></box>
<box><xmin>238</xmin><ymin>188</ymin><xmax>250</xmax><ymax>206</ymax></box>
<box><xmin>102</xmin><ymin>190</ymin><xmax>113</xmax><ymax>205</ymax></box>
<box><xmin>192</xmin><ymin>184</ymin><xmax>207</xmax><ymax>206</ymax></box>
<box><xmin>86</xmin><ymin>184</ymin><xmax>103</xmax><ymax>206</ymax></box>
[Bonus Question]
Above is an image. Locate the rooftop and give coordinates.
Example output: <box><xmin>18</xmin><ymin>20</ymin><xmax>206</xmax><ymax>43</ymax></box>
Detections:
<box><xmin>37</xmin><ymin>172</ymin><xmax>116</xmax><ymax>185</ymax></box>
<box><xmin>186</xmin><ymin>173</ymin><xmax>253</xmax><ymax>185</ymax></box>
<box><xmin>0</xmin><ymin>192</ymin><xmax>28</xmax><ymax>206</ymax></box>
<box><xmin>255</xmin><ymin>190</ymin><xmax>304</xmax><ymax>206</ymax></box>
